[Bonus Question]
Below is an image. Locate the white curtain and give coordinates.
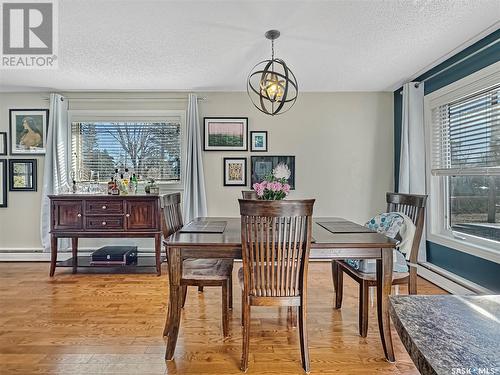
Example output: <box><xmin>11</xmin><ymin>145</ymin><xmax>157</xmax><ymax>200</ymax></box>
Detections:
<box><xmin>183</xmin><ymin>94</ymin><xmax>207</xmax><ymax>222</ymax></box>
<box><xmin>40</xmin><ymin>94</ymin><xmax>70</xmax><ymax>251</ymax></box>
<box><xmin>399</xmin><ymin>82</ymin><xmax>427</xmax><ymax>262</ymax></box>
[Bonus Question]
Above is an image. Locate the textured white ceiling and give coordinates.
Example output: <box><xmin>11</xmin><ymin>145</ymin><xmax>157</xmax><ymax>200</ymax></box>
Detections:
<box><xmin>1</xmin><ymin>0</ymin><xmax>499</xmax><ymax>92</ymax></box>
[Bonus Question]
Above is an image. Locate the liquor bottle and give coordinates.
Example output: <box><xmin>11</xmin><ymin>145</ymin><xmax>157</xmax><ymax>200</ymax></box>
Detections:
<box><xmin>72</xmin><ymin>180</ymin><xmax>77</xmax><ymax>193</ymax></box>
<box><xmin>120</xmin><ymin>173</ymin><xmax>128</xmax><ymax>195</ymax></box>
<box><xmin>123</xmin><ymin>168</ymin><xmax>130</xmax><ymax>182</ymax></box>
<box><xmin>122</xmin><ymin>171</ymin><xmax>129</xmax><ymax>190</ymax></box>
<box><xmin>131</xmin><ymin>173</ymin><xmax>138</xmax><ymax>194</ymax></box>
<box><xmin>107</xmin><ymin>178</ymin><xmax>114</xmax><ymax>195</ymax></box>
<box><xmin>113</xmin><ymin>168</ymin><xmax>120</xmax><ymax>183</ymax></box>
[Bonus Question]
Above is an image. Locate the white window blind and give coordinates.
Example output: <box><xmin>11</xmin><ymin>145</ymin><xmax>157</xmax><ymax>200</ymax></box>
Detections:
<box><xmin>71</xmin><ymin>121</ymin><xmax>181</xmax><ymax>182</ymax></box>
<box><xmin>431</xmin><ymin>84</ymin><xmax>500</xmax><ymax>176</ymax></box>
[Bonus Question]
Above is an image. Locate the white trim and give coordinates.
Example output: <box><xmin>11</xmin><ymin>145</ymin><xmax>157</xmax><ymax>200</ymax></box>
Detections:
<box><xmin>428</xmin><ymin>233</ymin><xmax>500</xmax><ymax>264</ymax></box>
<box><xmin>424</xmin><ymin>62</ymin><xmax>500</xmax><ymax>263</ymax></box>
<box><xmin>417</xmin><ymin>262</ymin><xmax>494</xmax><ymax>295</ymax></box>
<box><xmin>0</xmin><ymin>249</ymin><xmax>156</xmax><ymax>261</ymax></box>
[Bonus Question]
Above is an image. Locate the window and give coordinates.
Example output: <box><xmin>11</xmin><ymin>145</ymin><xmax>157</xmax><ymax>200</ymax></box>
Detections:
<box><xmin>430</xmin><ymin>82</ymin><xmax>499</xmax><ymax>246</ymax></box>
<box><xmin>71</xmin><ymin>121</ymin><xmax>181</xmax><ymax>183</ymax></box>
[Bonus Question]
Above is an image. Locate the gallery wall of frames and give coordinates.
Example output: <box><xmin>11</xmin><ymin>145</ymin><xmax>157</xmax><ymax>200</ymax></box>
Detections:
<box><xmin>203</xmin><ymin>117</ymin><xmax>295</xmax><ymax>189</ymax></box>
<box><xmin>0</xmin><ymin>109</ymin><xmax>47</xmax><ymax>208</ymax></box>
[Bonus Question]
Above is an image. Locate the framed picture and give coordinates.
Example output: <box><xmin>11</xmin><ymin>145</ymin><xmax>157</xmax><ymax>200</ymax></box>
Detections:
<box><xmin>204</xmin><ymin>117</ymin><xmax>248</xmax><ymax>151</ymax></box>
<box><xmin>0</xmin><ymin>160</ymin><xmax>7</xmax><ymax>207</ymax></box>
<box><xmin>250</xmin><ymin>131</ymin><xmax>268</xmax><ymax>152</ymax></box>
<box><xmin>251</xmin><ymin>156</ymin><xmax>295</xmax><ymax>189</ymax></box>
<box><xmin>9</xmin><ymin>159</ymin><xmax>37</xmax><ymax>192</ymax></box>
<box><xmin>0</xmin><ymin>132</ymin><xmax>7</xmax><ymax>155</ymax></box>
<box><xmin>223</xmin><ymin>157</ymin><xmax>247</xmax><ymax>186</ymax></box>
<box><xmin>9</xmin><ymin>109</ymin><xmax>49</xmax><ymax>155</ymax></box>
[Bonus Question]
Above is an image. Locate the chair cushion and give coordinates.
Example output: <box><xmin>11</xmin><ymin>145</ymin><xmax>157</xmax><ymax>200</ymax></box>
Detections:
<box><xmin>365</xmin><ymin>212</ymin><xmax>404</xmax><ymax>238</ymax></box>
<box><xmin>182</xmin><ymin>259</ymin><xmax>233</xmax><ymax>281</ymax></box>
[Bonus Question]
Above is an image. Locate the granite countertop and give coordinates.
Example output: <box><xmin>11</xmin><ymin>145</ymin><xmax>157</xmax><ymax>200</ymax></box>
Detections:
<box><xmin>389</xmin><ymin>295</ymin><xmax>500</xmax><ymax>375</ymax></box>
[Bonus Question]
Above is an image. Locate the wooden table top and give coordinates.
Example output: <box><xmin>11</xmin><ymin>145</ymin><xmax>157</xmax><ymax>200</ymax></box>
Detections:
<box><xmin>165</xmin><ymin>217</ymin><xmax>397</xmax><ymax>249</ymax></box>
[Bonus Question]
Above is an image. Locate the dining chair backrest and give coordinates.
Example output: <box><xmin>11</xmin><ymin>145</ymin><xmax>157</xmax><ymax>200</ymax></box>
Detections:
<box><xmin>160</xmin><ymin>193</ymin><xmax>184</xmax><ymax>238</ymax></box>
<box><xmin>242</xmin><ymin>190</ymin><xmax>258</xmax><ymax>200</ymax></box>
<box><xmin>238</xmin><ymin>199</ymin><xmax>315</xmax><ymax>298</ymax></box>
<box><xmin>385</xmin><ymin>192</ymin><xmax>427</xmax><ymax>264</ymax></box>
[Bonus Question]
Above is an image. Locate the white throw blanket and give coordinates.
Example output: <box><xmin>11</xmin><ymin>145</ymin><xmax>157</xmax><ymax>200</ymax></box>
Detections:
<box><xmin>395</xmin><ymin>213</ymin><xmax>416</xmax><ymax>260</ymax></box>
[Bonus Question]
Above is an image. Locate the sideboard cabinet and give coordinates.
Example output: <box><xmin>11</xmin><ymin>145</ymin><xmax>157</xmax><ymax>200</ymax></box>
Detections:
<box><xmin>49</xmin><ymin>194</ymin><xmax>162</xmax><ymax>276</ymax></box>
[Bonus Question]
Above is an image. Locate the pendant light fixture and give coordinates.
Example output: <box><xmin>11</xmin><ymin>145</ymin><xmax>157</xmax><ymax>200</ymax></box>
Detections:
<box><xmin>247</xmin><ymin>30</ymin><xmax>298</xmax><ymax>116</ymax></box>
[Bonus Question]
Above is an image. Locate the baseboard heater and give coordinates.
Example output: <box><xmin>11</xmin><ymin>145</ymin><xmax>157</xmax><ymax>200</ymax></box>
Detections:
<box><xmin>418</xmin><ymin>262</ymin><xmax>493</xmax><ymax>295</ymax></box>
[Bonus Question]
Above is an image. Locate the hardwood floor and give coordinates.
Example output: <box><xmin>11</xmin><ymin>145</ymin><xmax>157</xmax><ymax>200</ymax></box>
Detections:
<box><xmin>0</xmin><ymin>262</ymin><xmax>447</xmax><ymax>375</ymax></box>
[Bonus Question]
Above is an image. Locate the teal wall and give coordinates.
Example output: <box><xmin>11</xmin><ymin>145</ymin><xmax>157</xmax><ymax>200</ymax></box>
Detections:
<box><xmin>393</xmin><ymin>29</ymin><xmax>500</xmax><ymax>292</ymax></box>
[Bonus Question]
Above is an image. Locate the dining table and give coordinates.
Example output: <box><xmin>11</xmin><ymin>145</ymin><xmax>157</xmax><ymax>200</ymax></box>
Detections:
<box><xmin>163</xmin><ymin>216</ymin><xmax>398</xmax><ymax>362</ymax></box>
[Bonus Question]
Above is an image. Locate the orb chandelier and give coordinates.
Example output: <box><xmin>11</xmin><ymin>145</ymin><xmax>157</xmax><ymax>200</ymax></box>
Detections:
<box><xmin>247</xmin><ymin>30</ymin><xmax>298</xmax><ymax>116</ymax></box>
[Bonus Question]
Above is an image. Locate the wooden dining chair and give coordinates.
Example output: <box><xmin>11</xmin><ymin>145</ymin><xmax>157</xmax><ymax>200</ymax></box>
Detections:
<box><xmin>161</xmin><ymin>193</ymin><xmax>234</xmax><ymax>338</ymax></box>
<box><xmin>238</xmin><ymin>199</ymin><xmax>315</xmax><ymax>373</ymax></box>
<box><xmin>241</xmin><ymin>190</ymin><xmax>258</xmax><ymax>199</ymax></box>
<box><xmin>332</xmin><ymin>192</ymin><xmax>427</xmax><ymax>337</ymax></box>
<box><xmin>241</xmin><ymin>190</ymin><xmax>300</xmax><ymax>327</ymax></box>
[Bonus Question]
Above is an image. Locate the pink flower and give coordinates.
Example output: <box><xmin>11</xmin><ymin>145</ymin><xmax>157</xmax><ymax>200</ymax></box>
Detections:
<box><xmin>253</xmin><ymin>182</ymin><xmax>265</xmax><ymax>197</ymax></box>
<box><xmin>267</xmin><ymin>182</ymin><xmax>275</xmax><ymax>192</ymax></box>
<box><xmin>283</xmin><ymin>183</ymin><xmax>290</xmax><ymax>194</ymax></box>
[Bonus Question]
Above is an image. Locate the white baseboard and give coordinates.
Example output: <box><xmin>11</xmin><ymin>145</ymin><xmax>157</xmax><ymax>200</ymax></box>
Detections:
<box><xmin>0</xmin><ymin>248</ymin><xmax>156</xmax><ymax>261</ymax></box>
<box><xmin>417</xmin><ymin>262</ymin><xmax>493</xmax><ymax>295</ymax></box>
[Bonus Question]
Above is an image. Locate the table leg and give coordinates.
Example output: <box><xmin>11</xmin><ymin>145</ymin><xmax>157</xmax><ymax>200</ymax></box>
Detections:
<box><xmin>376</xmin><ymin>247</ymin><xmax>395</xmax><ymax>362</ymax></box>
<box><xmin>165</xmin><ymin>246</ymin><xmax>183</xmax><ymax>360</ymax></box>
<box><xmin>155</xmin><ymin>233</ymin><xmax>161</xmax><ymax>276</ymax></box>
<box><xmin>49</xmin><ymin>234</ymin><xmax>58</xmax><ymax>277</ymax></box>
<box><xmin>72</xmin><ymin>238</ymin><xmax>78</xmax><ymax>274</ymax></box>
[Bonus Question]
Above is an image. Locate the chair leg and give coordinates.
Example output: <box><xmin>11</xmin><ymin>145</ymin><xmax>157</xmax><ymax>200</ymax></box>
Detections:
<box><xmin>298</xmin><ymin>302</ymin><xmax>310</xmax><ymax>374</ymax></box>
<box><xmin>408</xmin><ymin>267</ymin><xmax>417</xmax><ymax>295</ymax></box>
<box><xmin>228</xmin><ymin>275</ymin><xmax>233</xmax><ymax>309</ymax></box>
<box><xmin>181</xmin><ymin>286</ymin><xmax>188</xmax><ymax>308</ymax></box>
<box><xmin>240</xmin><ymin>295</ymin><xmax>251</xmax><ymax>372</ymax></box>
<box><xmin>198</xmin><ymin>286</ymin><xmax>204</xmax><ymax>293</ymax></box>
<box><xmin>222</xmin><ymin>282</ymin><xmax>229</xmax><ymax>338</ymax></box>
<box><xmin>241</xmin><ymin>290</ymin><xmax>244</xmax><ymax>326</ymax></box>
<box><xmin>332</xmin><ymin>261</ymin><xmax>344</xmax><ymax>309</ymax></box>
<box><xmin>359</xmin><ymin>281</ymin><xmax>369</xmax><ymax>338</ymax></box>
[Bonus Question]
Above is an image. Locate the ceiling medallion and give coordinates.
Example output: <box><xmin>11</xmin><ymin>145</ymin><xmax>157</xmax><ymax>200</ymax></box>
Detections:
<box><xmin>247</xmin><ymin>30</ymin><xmax>298</xmax><ymax>116</ymax></box>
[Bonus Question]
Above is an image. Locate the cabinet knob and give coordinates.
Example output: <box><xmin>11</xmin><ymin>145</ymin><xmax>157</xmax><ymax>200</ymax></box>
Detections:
<box><xmin>102</xmin><ymin>205</ymin><xmax>107</xmax><ymax>209</ymax></box>
<box><xmin>125</xmin><ymin>214</ymin><xmax>130</xmax><ymax>218</ymax></box>
<box><xmin>102</xmin><ymin>221</ymin><xmax>107</xmax><ymax>226</ymax></box>
<box><xmin>77</xmin><ymin>213</ymin><xmax>82</xmax><ymax>217</ymax></box>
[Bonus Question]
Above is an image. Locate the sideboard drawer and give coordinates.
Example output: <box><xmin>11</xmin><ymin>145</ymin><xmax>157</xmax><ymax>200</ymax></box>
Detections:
<box><xmin>85</xmin><ymin>216</ymin><xmax>124</xmax><ymax>230</ymax></box>
<box><xmin>85</xmin><ymin>200</ymin><xmax>124</xmax><ymax>215</ymax></box>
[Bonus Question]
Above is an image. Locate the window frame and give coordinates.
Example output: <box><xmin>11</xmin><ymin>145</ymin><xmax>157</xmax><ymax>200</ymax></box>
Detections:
<box><xmin>67</xmin><ymin>110</ymin><xmax>186</xmax><ymax>191</ymax></box>
<box><xmin>424</xmin><ymin>61</ymin><xmax>500</xmax><ymax>265</ymax></box>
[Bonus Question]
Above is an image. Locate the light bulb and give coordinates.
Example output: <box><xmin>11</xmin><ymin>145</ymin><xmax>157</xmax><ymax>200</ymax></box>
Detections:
<box><xmin>260</xmin><ymin>73</ymin><xmax>285</xmax><ymax>102</ymax></box>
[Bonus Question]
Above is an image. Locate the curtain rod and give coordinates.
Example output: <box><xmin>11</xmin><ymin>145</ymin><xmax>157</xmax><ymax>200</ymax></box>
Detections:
<box><xmin>42</xmin><ymin>96</ymin><xmax>207</xmax><ymax>101</ymax></box>
<box><xmin>400</xmin><ymin>37</ymin><xmax>499</xmax><ymax>93</ymax></box>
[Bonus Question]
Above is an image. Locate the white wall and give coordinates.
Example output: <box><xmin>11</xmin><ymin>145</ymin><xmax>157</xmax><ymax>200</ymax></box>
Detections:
<box><xmin>0</xmin><ymin>91</ymin><xmax>393</xmax><ymax>252</ymax></box>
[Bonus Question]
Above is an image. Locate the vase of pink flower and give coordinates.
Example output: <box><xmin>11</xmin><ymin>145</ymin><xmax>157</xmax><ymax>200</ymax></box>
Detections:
<box><xmin>252</xmin><ymin>163</ymin><xmax>291</xmax><ymax>200</ymax></box>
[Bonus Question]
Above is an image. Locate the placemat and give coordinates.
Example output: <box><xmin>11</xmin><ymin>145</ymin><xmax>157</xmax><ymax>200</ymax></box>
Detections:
<box><xmin>317</xmin><ymin>221</ymin><xmax>374</xmax><ymax>234</ymax></box>
<box><xmin>180</xmin><ymin>220</ymin><xmax>227</xmax><ymax>233</ymax></box>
